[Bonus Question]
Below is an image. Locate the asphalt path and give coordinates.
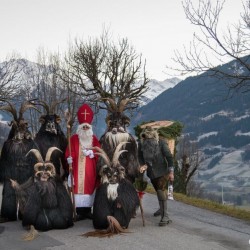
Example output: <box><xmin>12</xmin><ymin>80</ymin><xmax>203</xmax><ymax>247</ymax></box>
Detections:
<box><xmin>0</xmin><ymin>185</ymin><xmax>250</xmax><ymax>250</ymax></box>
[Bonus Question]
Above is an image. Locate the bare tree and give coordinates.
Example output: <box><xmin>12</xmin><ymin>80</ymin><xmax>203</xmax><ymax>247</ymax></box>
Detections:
<box><xmin>0</xmin><ymin>54</ymin><xmax>24</xmax><ymax>99</ymax></box>
<box><xmin>53</xmin><ymin>51</ymin><xmax>85</xmax><ymax>133</ymax></box>
<box><xmin>20</xmin><ymin>48</ymin><xmax>73</xmax><ymax>135</ymax></box>
<box><xmin>175</xmin><ymin>136</ymin><xmax>202</xmax><ymax>194</ymax></box>
<box><xmin>58</xmin><ymin>31</ymin><xmax>150</xmax><ymax>184</ymax></box>
<box><xmin>169</xmin><ymin>0</ymin><xmax>250</xmax><ymax>94</ymax></box>
<box><xmin>62</xmin><ymin>31</ymin><xmax>149</xmax><ymax>113</ymax></box>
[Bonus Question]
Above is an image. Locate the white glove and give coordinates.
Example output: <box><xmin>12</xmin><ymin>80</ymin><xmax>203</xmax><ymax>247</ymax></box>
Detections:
<box><xmin>67</xmin><ymin>173</ymin><xmax>74</xmax><ymax>187</ymax></box>
<box><xmin>83</xmin><ymin>149</ymin><xmax>94</xmax><ymax>158</ymax></box>
<box><xmin>67</xmin><ymin>156</ymin><xmax>73</xmax><ymax>164</ymax></box>
<box><xmin>82</xmin><ymin>149</ymin><xmax>89</xmax><ymax>156</ymax></box>
<box><xmin>88</xmin><ymin>150</ymin><xmax>94</xmax><ymax>158</ymax></box>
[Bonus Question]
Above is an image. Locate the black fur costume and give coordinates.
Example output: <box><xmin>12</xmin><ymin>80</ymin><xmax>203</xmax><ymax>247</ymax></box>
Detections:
<box><xmin>21</xmin><ymin>176</ymin><xmax>73</xmax><ymax>231</ymax></box>
<box><xmin>98</xmin><ymin>133</ymin><xmax>140</xmax><ymax>184</ymax></box>
<box><xmin>11</xmin><ymin>147</ymin><xmax>74</xmax><ymax>232</ymax></box>
<box><xmin>91</xmin><ymin>143</ymin><xmax>139</xmax><ymax>232</ymax></box>
<box><xmin>93</xmin><ymin>178</ymin><xmax>139</xmax><ymax>229</ymax></box>
<box><xmin>31</xmin><ymin>100</ymin><xmax>68</xmax><ymax>178</ymax></box>
<box><xmin>97</xmin><ymin>98</ymin><xmax>140</xmax><ymax>184</ymax></box>
<box><xmin>0</xmin><ymin>100</ymin><xmax>39</xmax><ymax>221</ymax></box>
<box><xmin>34</xmin><ymin>114</ymin><xmax>68</xmax><ymax>177</ymax></box>
<box><xmin>0</xmin><ymin>138</ymin><xmax>38</xmax><ymax>221</ymax></box>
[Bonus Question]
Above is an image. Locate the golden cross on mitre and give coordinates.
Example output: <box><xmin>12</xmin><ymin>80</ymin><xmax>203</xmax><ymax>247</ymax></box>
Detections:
<box><xmin>81</xmin><ymin>109</ymin><xmax>90</xmax><ymax>120</ymax></box>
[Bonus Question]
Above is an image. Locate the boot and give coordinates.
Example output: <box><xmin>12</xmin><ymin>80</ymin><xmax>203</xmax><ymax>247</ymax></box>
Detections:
<box><xmin>76</xmin><ymin>207</ymin><xmax>86</xmax><ymax>221</ymax></box>
<box><xmin>153</xmin><ymin>208</ymin><xmax>161</xmax><ymax>217</ymax></box>
<box><xmin>76</xmin><ymin>207</ymin><xmax>93</xmax><ymax>220</ymax></box>
<box><xmin>84</xmin><ymin>207</ymin><xmax>93</xmax><ymax>220</ymax></box>
<box><xmin>157</xmin><ymin>190</ymin><xmax>172</xmax><ymax>226</ymax></box>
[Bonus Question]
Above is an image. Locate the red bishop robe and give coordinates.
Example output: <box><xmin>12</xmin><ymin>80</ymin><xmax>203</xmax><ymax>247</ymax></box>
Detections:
<box><xmin>65</xmin><ymin>134</ymin><xmax>100</xmax><ymax>196</ymax></box>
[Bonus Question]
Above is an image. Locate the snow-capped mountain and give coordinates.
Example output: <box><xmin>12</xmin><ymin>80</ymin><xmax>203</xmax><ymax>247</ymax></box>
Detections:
<box><xmin>140</xmin><ymin>77</ymin><xmax>181</xmax><ymax>105</ymax></box>
<box><xmin>147</xmin><ymin>78</ymin><xmax>180</xmax><ymax>99</ymax></box>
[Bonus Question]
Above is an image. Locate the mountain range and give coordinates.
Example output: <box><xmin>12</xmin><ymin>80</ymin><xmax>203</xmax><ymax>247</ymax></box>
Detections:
<box><xmin>140</xmin><ymin>77</ymin><xmax>180</xmax><ymax>105</ymax></box>
<box><xmin>130</xmin><ymin>61</ymin><xmax>250</xmax><ymax>206</ymax></box>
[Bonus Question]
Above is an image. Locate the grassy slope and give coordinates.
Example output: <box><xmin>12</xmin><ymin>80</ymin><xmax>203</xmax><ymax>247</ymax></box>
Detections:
<box><xmin>145</xmin><ymin>185</ymin><xmax>250</xmax><ymax>222</ymax></box>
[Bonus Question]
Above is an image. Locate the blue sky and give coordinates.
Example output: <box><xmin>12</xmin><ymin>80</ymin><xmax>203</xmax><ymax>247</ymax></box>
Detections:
<box><xmin>0</xmin><ymin>0</ymin><xmax>243</xmax><ymax>80</ymax></box>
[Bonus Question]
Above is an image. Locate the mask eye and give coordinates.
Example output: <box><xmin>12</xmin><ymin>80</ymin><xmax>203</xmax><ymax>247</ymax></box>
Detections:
<box><xmin>45</xmin><ymin>166</ymin><xmax>52</xmax><ymax>172</ymax></box>
<box><xmin>38</xmin><ymin>165</ymin><xmax>45</xmax><ymax>171</ymax></box>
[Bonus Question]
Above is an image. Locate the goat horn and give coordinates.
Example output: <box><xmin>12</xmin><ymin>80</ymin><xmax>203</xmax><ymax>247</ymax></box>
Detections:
<box><xmin>91</xmin><ymin>146</ymin><xmax>111</xmax><ymax>166</ymax></box>
<box><xmin>100</xmin><ymin>98</ymin><xmax>118</xmax><ymax>111</ymax></box>
<box><xmin>118</xmin><ymin>98</ymin><xmax>136</xmax><ymax>112</ymax></box>
<box><xmin>50</xmin><ymin>98</ymin><xmax>67</xmax><ymax>114</ymax></box>
<box><xmin>45</xmin><ymin>147</ymin><xmax>62</xmax><ymax>162</ymax></box>
<box><xmin>26</xmin><ymin>149</ymin><xmax>44</xmax><ymax>163</ymax></box>
<box><xmin>19</xmin><ymin>100</ymin><xmax>40</xmax><ymax>120</ymax></box>
<box><xmin>32</xmin><ymin>100</ymin><xmax>50</xmax><ymax>115</ymax></box>
<box><xmin>0</xmin><ymin>99</ymin><xmax>18</xmax><ymax>121</ymax></box>
<box><xmin>112</xmin><ymin>142</ymin><xmax>129</xmax><ymax>167</ymax></box>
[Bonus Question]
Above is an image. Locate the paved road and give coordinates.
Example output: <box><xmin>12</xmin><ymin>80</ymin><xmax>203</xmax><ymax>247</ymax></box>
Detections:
<box><xmin>0</xmin><ymin>185</ymin><xmax>250</xmax><ymax>250</ymax></box>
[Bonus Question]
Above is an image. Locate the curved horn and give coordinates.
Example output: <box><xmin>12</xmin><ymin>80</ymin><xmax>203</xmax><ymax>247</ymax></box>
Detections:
<box><xmin>26</xmin><ymin>149</ymin><xmax>44</xmax><ymax>163</ymax></box>
<box><xmin>50</xmin><ymin>98</ymin><xmax>67</xmax><ymax>114</ymax></box>
<box><xmin>100</xmin><ymin>98</ymin><xmax>118</xmax><ymax>112</ymax></box>
<box><xmin>32</xmin><ymin>100</ymin><xmax>50</xmax><ymax>114</ymax></box>
<box><xmin>45</xmin><ymin>147</ymin><xmax>62</xmax><ymax>162</ymax></box>
<box><xmin>112</xmin><ymin>142</ymin><xmax>129</xmax><ymax>167</ymax></box>
<box><xmin>118</xmin><ymin>98</ymin><xmax>136</xmax><ymax>112</ymax></box>
<box><xmin>0</xmin><ymin>99</ymin><xmax>18</xmax><ymax>121</ymax></box>
<box><xmin>91</xmin><ymin>146</ymin><xmax>111</xmax><ymax>167</ymax></box>
<box><xmin>19</xmin><ymin>100</ymin><xmax>40</xmax><ymax>120</ymax></box>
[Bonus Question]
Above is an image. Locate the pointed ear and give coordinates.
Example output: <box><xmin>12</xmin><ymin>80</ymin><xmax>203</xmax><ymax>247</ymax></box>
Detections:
<box><xmin>99</xmin><ymin>164</ymin><xmax>109</xmax><ymax>177</ymax></box>
<box><xmin>39</xmin><ymin>115</ymin><xmax>46</xmax><ymax>124</ymax></box>
<box><xmin>118</xmin><ymin>166</ymin><xmax>126</xmax><ymax>178</ymax></box>
<box><xmin>55</xmin><ymin>115</ymin><xmax>61</xmax><ymax>124</ymax></box>
<box><xmin>99</xmin><ymin>165</ymin><xmax>110</xmax><ymax>184</ymax></box>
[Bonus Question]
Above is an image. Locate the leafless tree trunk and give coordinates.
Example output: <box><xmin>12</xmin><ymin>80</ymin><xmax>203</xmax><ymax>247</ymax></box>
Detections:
<box><xmin>53</xmin><ymin>52</ymin><xmax>83</xmax><ymax>134</ymax></box>
<box><xmin>0</xmin><ymin>54</ymin><xmax>24</xmax><ymax>99</ymax></box>
<box><xmin>169</xmin><ymin>0</ymin><xmax>250</xmax><ymax>94</ymax></box>
<box><xmin>61</xmin><ymin>30</ymin><xmax>149</xmax><ymax>112</ymax></box>
<box><xmin>175</xmin><ymin>135</ymin><xmax>202</xmax><ymax>194</ymax></box>
<box><xmin>20</xmin><ymin>48</ymin><xmax>71</xmax><ymax>135</ymax></box>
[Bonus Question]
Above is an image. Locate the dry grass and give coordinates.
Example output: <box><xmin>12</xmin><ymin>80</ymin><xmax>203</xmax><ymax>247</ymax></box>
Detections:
<box><xmin>145</xmin><ymin>185</ymin><xmax>250</xmax><ymax>222</ymax></box>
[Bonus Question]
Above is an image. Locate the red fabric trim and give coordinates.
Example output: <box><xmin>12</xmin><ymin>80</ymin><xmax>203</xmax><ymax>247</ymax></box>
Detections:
<box><xmin>137</xmin><ymin>191</ymin><xmax>145</xmax><ymax>199</ymax></box>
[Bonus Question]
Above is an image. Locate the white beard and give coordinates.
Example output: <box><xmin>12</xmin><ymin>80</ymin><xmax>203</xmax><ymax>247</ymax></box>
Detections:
<box><xmin>76</xmin><ymin>123</ymin><xmax>93</xmax><ymax>148</ymax></box>
<box><xmin>107</xmin><ymin>183</ymin><xmax>119</xmax><ymax>200</ymax></box>
<box><xmin>104</xmin><ymin>132</ymin><xmax>130</xmax><ymax>149</ymax></box>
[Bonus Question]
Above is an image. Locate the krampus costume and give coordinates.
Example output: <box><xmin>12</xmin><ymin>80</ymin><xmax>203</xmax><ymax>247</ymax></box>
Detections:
<box><xmin>83</xmin><ymin>142</ymin><xmax>139</xmax><ymax>237</ymax></box>
<box><xmin>138</xmin><ymin>126</ymin><xmax>174</xmax><ymax>226</ymax></box>
<box><xmin>11</xmin><ymin>147</ymin><xmax>73</xmax><ymax>235</ymax></box>
<box><xmin>0</xmin><ymin>100</ymin><xmax>39</xmax><ymax>222</ymax></box>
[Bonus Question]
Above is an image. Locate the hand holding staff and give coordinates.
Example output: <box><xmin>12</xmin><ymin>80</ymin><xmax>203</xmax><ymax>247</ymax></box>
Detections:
<box><xmin>65</xmin><ymin>110</ymin><xmax>77</xmax><ymax>222</ymax></box>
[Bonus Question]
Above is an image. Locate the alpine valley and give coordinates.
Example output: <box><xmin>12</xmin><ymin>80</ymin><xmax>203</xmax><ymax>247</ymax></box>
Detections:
<box><xmin>130</xmin><ymin>59</ymin><xmax>250</xmax><ymax>207</ymax></box>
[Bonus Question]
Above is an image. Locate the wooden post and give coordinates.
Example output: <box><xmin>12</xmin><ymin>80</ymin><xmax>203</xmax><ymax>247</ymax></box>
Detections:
<box><xmin>65</xmin><ymin>111</ymin><xmax>77</xmax><ymax>222</ymax></box>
